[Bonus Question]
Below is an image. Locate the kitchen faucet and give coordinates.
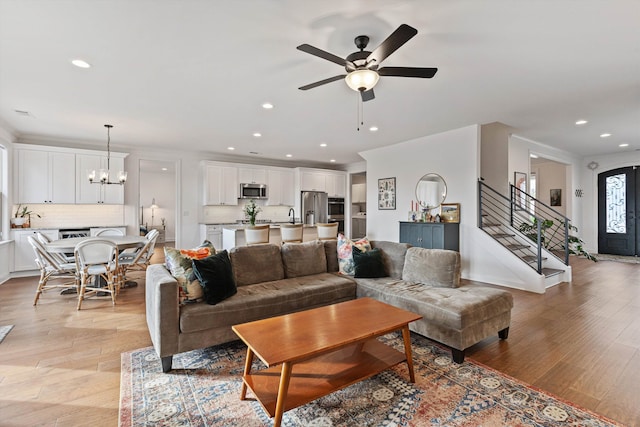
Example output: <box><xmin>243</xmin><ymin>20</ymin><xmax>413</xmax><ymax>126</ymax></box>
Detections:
<box><xmin>288</xmin><ymin>208</ymin><xmax>296</xmax><ymax>224</ymax></box>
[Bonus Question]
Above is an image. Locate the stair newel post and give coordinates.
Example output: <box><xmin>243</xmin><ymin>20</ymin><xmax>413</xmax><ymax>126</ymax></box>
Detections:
<box><xmin>536</xmin><ymin>218</ymin><xmax>543</xmax><ymax>274</ymax></box>
<box><xmin>478</xmin><ymin>181</ymin><xmax>483</xmax><ymax>229</ymax></box>
<box><xmin>564</xmin><ymin>219</ymin><xmax>570</xmax><ymax>265</ymax></box>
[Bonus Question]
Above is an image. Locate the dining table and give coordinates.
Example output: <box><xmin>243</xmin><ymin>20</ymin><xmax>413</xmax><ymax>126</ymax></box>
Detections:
<box><xmin>45</xmin><ymin>235</ymin><xmax>148</xmax><ymax>291</ymax></box>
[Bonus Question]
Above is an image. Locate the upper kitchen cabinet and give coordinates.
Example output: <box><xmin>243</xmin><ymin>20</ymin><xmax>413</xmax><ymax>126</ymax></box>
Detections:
<box><xmin>238</xmin><ymin>167</ymin><xmax>267</xmax><ymax>185</ymax></box>
<box><xmin>300</xmin><ymin>170</ymin><xmax>326</xmax><ymax>192</ymax></box>
<box><xmin>76</xmin><ymin>154</ymin><xmax>126</xmax><ymax>204</ymax></box>
<box><xmin>266</xmin><ymin>168</ymin><xmax>294</xmax><ymax>206</ymax></box>
<box><xmin>16</xmin><ymin>148</ymin><xmax>76</xmax><ymax>204</ymax></box>
<box><xmin>352</xmin><ymin>183</ymin><xmax>366</xmax><ymax>203</ymax></box>
<box><xmin>203</xmin><ymin>162</ymin><xmax>239</xmax><ymax>205</ymax></box>
<box><xmin>326</xmin><ymin>173</ymin><xmax>347</xmax><ymax>198</ymax></box>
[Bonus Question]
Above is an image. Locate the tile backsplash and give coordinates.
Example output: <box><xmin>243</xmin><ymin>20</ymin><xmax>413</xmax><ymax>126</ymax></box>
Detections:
<box><xmin>202</xmin><ymin>204</ymin><xmax>294</xmax><ymax>224</ymax></box>
<box><xmin>12</xmin><ymin>204</ymin><xmax>125</xmax><ymax>228</ymax></box>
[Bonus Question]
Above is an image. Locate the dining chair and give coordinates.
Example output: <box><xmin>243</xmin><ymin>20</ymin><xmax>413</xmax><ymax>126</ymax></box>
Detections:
<box><xmin>280</xmin><ymin>224</ymin><xmax>304</xmax><ymax>243</ymax></box>
<box><xmin>316</xmin><ymin>222</ymin><xmax>339</xmax><ymax>241</ymax></box>
<box><xmin>28</xmin><ymin>235</ymin><xmax>79</xmax><ymax>306</ymax></box>
<box><xmin>118</xmin><ymin>229</ymin><xmax>159</xmax><ymax>279</ymax></box>
<box><xmin>245</xmin><ymin>224</ymin><xmax>270</xmax><ymax>245</ymax></box>
<box><xmin>35</xmin><ymin>231</ymin><xmax>74</xmax><ymax>264</ymax></box>
<box><xmin>74</xmin><ymin>239</ymin><xmax>119</xmax><ymax>310</ymax></box>
<box><xmin>96</xmin><ymin>228</ymin><xmax>125</xmax><ymax>236</ymax></box>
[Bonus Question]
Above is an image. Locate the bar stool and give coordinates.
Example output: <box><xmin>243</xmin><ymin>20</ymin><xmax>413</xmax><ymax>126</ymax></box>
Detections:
<box><xmin>280</xmin><ymin>224</ymin><xmax>303</xmax><ymax>243</ymax></box>
<box><xmin>245</xmin><ymin>224</ymin><xmax>270</xmax><ymax>245</ymax></box>
<box><xmin>316</xmin><ymin>222</ymin><xmax>339</xmax><ymax>241</ymax></box>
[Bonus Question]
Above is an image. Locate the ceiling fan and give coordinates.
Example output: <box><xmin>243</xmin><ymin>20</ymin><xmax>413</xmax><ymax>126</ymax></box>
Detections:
<box><xmin>297</xmin><ymin>24</ymin><xmax>438</xmax><ymax>102</ymax></box>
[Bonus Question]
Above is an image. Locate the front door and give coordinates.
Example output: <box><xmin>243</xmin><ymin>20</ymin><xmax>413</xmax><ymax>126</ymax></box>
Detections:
<box><xmin>598</xmin><ymin>166</ymin><xmax>640</xmax><ymax>255</ymax></box>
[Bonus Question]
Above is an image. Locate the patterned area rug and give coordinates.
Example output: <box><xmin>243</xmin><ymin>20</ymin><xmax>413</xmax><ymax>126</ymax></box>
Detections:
<box><xmin>120</xmin><ymin>333</ymin><xmax>621</xmax><ymax>426</ymax></box>
<box><xmin>0</xmin><ymin>325</ymin><xmax>14</xmax><ymax>344</ymax></box>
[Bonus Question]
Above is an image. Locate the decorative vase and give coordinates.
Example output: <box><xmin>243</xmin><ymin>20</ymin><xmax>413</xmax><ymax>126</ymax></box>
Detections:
<box><xmin>11</xmin><ymin>218</ymin><xmax>26</xmax><ymax>227</ymax></box>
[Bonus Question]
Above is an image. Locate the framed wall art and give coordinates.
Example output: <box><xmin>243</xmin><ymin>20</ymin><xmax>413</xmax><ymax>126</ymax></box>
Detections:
<box><xmin>378</xmin><ymin>177</ymin><xmax>396</xmax><ymax>210</ymax></box>
<box><xmin>550</xmin><ymin>188</ymin><xmax>561</xmax><ymax>206</ymax></box>
<box><xmin>440</xmin><ymin>203</ymin><xmax>460</xmax><ymax>223</ymax></box>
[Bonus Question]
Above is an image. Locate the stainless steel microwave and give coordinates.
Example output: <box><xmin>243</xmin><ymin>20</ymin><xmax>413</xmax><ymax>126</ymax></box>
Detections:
<box><xmin>239</xmin><ymin>183</ymin><xmax>268</xmax><ymax>199</ymax></box>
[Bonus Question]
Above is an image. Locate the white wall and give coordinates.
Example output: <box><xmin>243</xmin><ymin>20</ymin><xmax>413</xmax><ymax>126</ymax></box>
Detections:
<box><xmin>532</xmin><ymin>160</ymin><xmax>569</xmax><ymax>216</ymax></box>
<box><xmin>140</xmin><ymin>169</ymin><xmax>176</xmax><ymax>241</ymax></box>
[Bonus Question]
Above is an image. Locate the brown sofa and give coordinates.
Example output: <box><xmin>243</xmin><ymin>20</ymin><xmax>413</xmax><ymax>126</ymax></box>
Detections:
<box><xmin>146</xmin><ymin>240</ymin><xmax>513</xmax><ymax>372</ymax></box>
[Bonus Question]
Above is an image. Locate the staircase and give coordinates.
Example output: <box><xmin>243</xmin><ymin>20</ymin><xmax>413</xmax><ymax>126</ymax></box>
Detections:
<box><xmin>478</xmin><ymin>180</ymin><xmax>569</xmax><ymax>280</ymax></box>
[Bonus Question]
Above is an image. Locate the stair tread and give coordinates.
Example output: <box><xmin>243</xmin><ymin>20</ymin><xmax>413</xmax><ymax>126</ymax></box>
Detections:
<box><xmin>491</xmin><ymin>233</ymin><xmax>515</xmax><ymax>238</ymax></box>
<box><xmin>523</xmin><ymin>255</ymin><xmax>548</xmax><ymax>262</ymax></box>
<box><xmin>506</xmin><ymin>244</ymin><xmax>529</xmax><ymax>250</ymax></box>
<box><xmin>542</xmin><ymin>267</ymin><xmax>564</xmax><ymax>277</ymax></box>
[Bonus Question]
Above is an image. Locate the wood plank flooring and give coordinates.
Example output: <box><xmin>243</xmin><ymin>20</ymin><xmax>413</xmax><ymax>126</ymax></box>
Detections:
<box><xmin>0</xmin><ymin>253</ymin><xmax>639</xmax><ymax>426</ymax></box>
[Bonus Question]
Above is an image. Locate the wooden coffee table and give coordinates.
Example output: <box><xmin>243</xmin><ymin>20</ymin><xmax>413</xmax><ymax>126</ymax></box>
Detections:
<box><xmin>232</xmin><ymin>297</ymin><xmax>422</xmax><ymax>427</ymax></box>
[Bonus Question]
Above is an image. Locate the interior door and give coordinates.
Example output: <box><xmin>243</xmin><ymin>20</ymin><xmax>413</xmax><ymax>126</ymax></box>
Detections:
<box><xmin>598</xmin><ymin>166</ymin><xmax>640</xmax><ymax>255</ymax></box>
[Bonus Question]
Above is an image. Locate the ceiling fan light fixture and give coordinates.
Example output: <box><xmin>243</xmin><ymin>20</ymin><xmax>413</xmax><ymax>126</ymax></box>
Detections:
<box><xmin>345</xmin><ymin>69</ymin><xmax>379</xmax><ymax>92</ymax></box>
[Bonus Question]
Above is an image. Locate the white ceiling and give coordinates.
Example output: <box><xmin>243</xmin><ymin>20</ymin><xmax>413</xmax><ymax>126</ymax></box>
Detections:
<box><xmin>1</xmin><ymin>0</ymin><xmax>638</xmax><ymax>168</ymax></box>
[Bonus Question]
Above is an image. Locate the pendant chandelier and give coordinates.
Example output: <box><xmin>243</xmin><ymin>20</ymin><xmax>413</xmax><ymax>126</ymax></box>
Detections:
<box><xmin>87</xmin><ymin>124</ymin><xmax>127</xmax><ymax>185</ymax></box>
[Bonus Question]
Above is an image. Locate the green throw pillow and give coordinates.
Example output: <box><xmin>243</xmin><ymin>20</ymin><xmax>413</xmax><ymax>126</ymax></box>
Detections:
<box><xmin>192</xmin><ymin>250</ymin><xmax>237</xmax><ymax>305</ymax></box>
<box><xmin>352</xmin><ymin>246</ymin><xmax>386</xmax><ymax>278</ymax></box>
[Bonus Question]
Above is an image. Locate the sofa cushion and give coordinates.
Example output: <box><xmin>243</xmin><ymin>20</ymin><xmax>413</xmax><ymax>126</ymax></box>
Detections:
<box><xmin>164</xmin><ymin>240</ymin><xmax>215</xmax><ymax>304</ymax></box>
<box><xmin>402</xmin><ymin>247</ymin><xmax>461</xmax><ymax>288</ymax></box>
<box><xmin>192</xmin><ymin>250</ymin><xmax>237</xmax><ymax>305</ymax></box>
<box><xmin>353</xmin><ymin>247</ymin><xmax>386</xmax><ymax>278</ymax></box>
<box><xmin>370</xmin><ymin>241</ymin><xmax>410</xmax><ymax>279</ymax></box>
<box><xmin>179</xmin><ymin>273</ymin><xmax>357</xmax><ymax>333</ymax></box>
<box><xmin>323</xmin><ymin>240</ymin><xmax>339</xmax><ymax>272</ymax></box>
<box><xmin>229</xmin><ymin>244</ymin><xmax>285</xmax><ymax>287</ymax></box>
<box><xmin>281</xmin><ymin>240</ymin><xmax>327</xmax><ymax>278</ymax></box>
<box><xmin>337</xmin><ymin>233</ymin><xmax>371</xmax><ymax>275</ymax></box>
<box><xmin>355</xmin><ymin>278</ymin><xmax>513</xmax><ymax>330</ymax></box>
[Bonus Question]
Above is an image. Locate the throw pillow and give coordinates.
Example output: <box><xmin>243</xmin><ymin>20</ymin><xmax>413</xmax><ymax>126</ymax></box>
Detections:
<box><xmin>164</xmin><ymin>240</ymin><xmax>215</xmax><ymax>304</ymax></box>
<box><xmin>337</xmin><ymin>233</ymin><xmax>371</xmax><ymax>276</ymax></box>
<box><xmin>281</xmin><ymin>240</ymin><xmax>327</xmax><ymax>278</ymax></box>
<box><xmin>352</xmin><ymin>246</ymin><xmax>386</xmax><ymax>278</ymax></box>
<box><xmin>192</xmin><ymin>250</ymin><xmax>237</xmax><ymax>305</ymax></box>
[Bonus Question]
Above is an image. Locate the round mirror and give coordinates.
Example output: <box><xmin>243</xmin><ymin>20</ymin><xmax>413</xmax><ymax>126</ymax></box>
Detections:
<box><xmin>415</xmin><ymin>173</ymin><xmax>447</xmax><ymax>210</ymax></box>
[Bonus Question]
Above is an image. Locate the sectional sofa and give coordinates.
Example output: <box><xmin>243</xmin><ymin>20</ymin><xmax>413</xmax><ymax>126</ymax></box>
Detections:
<box><xmin>146</xmin><ymin>240</ymin><xmax>513</xmax><ymax>372</ymax></box>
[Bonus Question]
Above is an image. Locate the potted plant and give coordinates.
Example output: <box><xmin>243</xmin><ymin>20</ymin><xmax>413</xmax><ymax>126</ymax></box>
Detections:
<box><xmin>12</xmin><ymin>204</ymin><xmax>41</xmax><ymax>228</ymax></box>
<box><xmin>243</xmin><ymin>199</ymin><xmax>261</xmax><ymax>226</ymax></box>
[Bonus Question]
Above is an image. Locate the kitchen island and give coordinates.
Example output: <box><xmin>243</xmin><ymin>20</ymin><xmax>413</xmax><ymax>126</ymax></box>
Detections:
<box><xmin>222</xmin><ymin>224</ymin><xmax>318</xmax><ymax>250</ymax></box>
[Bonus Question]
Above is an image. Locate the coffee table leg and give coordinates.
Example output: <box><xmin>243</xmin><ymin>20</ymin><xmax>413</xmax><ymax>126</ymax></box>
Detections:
<box><xmin>401</xmin><ymin>326</ymin><xmax>416</xmax><ymax>383</ymax></box>
<box><xmin>240</xmin><ymin>347</ymin><xmax>255</xmax><ymax>400</ymax></box>
<box><xmin>273</xmin><ymin>361</ymin><xmax>292</xmax><ymax>427</ymax></box>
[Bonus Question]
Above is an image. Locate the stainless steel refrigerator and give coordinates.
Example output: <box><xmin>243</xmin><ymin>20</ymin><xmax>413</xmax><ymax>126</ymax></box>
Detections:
<box><xmin>301</xmin><ymin>191</ymin><xmax>328</xmax><ymax>225</ymax></box>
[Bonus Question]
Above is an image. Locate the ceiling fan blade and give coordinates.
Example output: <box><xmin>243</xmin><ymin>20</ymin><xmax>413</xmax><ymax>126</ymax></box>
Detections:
<box><xmin>366</xmin><ymin>24</ymin><xmax>418</xmax><ymax>66</ymax></box>
<box><xmin>361</xmin><ymin>89</ymin><xmax>375</xmax><ymax>102</ymax></box>
<box><xmin>297</xmin><ymin>44</ymin><xmax>354</xmax><ymax>68</ymax></box>
<box><xmin>378</xmin><ymin>67</ymin><xmax>438</xmax><ymax>78</ymax></box>
<box><xmin>298</xmin><ymin>75</ymin><xmax>346</xmax><ymax>91</ymax></box>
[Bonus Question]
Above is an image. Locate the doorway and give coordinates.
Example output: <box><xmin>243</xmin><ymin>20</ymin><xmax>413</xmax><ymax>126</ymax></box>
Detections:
<box><xmin>139</xmin><ymin>159</ymin><xmax>177</xmax><ymax>245</ymax></box>
<box><xmin>598</xmin><ymin>166</ymin><xmax>640</xmax><ymax>256</ymax></box>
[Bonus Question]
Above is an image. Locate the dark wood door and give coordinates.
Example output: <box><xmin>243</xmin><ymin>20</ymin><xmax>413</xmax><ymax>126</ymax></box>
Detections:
<box><xmin>598</xmin><ymin>166</ymin><xmax>640</xmax><ymax>255</ymax></box>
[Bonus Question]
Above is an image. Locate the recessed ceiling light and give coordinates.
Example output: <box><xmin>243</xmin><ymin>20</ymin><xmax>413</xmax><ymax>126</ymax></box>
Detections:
<box><xmin>227</xmin><ymin>146</ymin><xmax>235</xmax><ymax>150</ymax></box>
<box><xmin>330</xmin><ymin>159</ymin><xmax>336</xmax><ymax>163</ymax></box>
<box><xmin>369</xmin><ymin>126</ymin><xmax>379</xmax><ymax>132</ymax></box>
<box><xmin>575</xmin><ymin>120</ymin><xmax>588</xmax><ymax>125</ymax></box>
<box><xmin>285</xmin><ymin>154</ymin><xmax>292</xmax><ymax>158</ymax></box>
<box><xmin>619</xmin><ymin>143</ymin><xmax>629</xmax><ymax>147</ymax></box>
<box><xmin>161</xmin><ymin>167</ymin><xmax>168</xmax><ymax>171</ymax></box>
<box><xmin>253</xmin><ymin>132</ymin><xmax>262</xmax><ymax>137</ymax></box>
<box><xmin>262</xmin><ymin>103</ymin><xmax>274</xmax><ymax>109</ymax></box>
<box><xmin>71</xmin><ymin>59</ymin><xmax>91</xmax><ymax>68</ymax></box>
<box><xmin>600</xmin><ymin>133</ymin><xmax>612</xmax><ymax>138</ymax></box>
<box><xmin>320</xmin><ymin>143</ymin><xmax>327</xmax><ymax>147</ymax></box>
<box><xmin>530</xmin><ymin>154</ymin><xmax>539</xmax><ymax>158</ymax></box>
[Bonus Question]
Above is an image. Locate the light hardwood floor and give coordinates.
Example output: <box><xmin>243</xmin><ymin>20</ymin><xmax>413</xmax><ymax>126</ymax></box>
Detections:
<box><xmin>0</xmin><ymin>253</ymin><xmax>638</xmax><ymax>426</ymax></box>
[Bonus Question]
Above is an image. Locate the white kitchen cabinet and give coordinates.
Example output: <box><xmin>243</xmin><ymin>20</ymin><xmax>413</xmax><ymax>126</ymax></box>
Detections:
<box><xmin>266</xmin><ymin>169</ymin><xmax>295</xmax><ymax>206</ymax></box>
<box><xmin>238</xmin><ymin>167</ymin><xmax>267</xmax><ymax>185</ymax></box>
<box><xmin>352</xmin><ymin>183</ymin><xmax>366</xmax><ymax>203</ymax></box>
<box><xmin>326</xmin><ymin>173</ymin><xmax>347</xmax><ymax>198</ymax></box>
<box><xmin>301</xmin><ymin>171</ymin><xmax>326</xmax><ymax>192</ymax></box>
<box><xmin>11</xmin><ymin>229</ymin><xmax>59</xmax><ymax>271</ymax></box>
<box><xmin>200</xmin><ymin>224</ymin><xmax>223</xmax><ymax>250</ymax></box>
<box><xmin>17</xmin><ymin>149</ymin><xmax>76</xmax><ymax>204</ymax></box>
<box><xmin>203</xmin><ymin>163</ymin><xmax>239</xmax><ymax>205</ymax></box>
<box><xmin>76</xmin><ymin>154</ymin><xmax>125</xmax><ymax>204</ymax></box>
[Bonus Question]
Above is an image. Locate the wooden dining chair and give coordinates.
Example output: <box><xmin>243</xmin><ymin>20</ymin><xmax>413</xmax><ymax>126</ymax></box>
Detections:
<box><xmin>280</xmin><ymin>224</ymin><xmax>303</xmax><ymax>243</ymax></box>
<box><xmin>245</xmin><ymin>224</ymin><xmax>270</xmax><ymax>245</ymax></box>
<box><xmin>316</xmin><ymin>222</ymin><xmax>339</xmax><ymax>241</ymax></box>
<box><xmin>28</xmin><ymin>235</ymin><xmax>79</xmax><ymax>306</ymax></box>
<box><xmin>74</xmin><ymin>239</ymin><xmax>119</xmax><ymax>310</ymax></box>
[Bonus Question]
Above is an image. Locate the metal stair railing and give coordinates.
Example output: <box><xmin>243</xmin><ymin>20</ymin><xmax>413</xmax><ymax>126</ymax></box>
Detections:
<box><xmin>478</xmin><ymin>180</ymin><xmax>570</xmax><ymax>274</ymax></box>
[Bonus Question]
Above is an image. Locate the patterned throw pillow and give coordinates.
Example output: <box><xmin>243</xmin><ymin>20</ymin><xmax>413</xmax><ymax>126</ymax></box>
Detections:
<box><xmin>337</xmin><ymin>233</ymin><xmax>371</xmax><ymax>276</ymax></box>
<box><xmin>164</xmin><ymin>240</ymin><xmax>215</xmax><ymax>304</ymax></box>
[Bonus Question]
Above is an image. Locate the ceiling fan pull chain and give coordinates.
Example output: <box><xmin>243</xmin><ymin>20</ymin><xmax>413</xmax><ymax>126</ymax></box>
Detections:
<box><xmin>356</xmin><ymin>92</ymin><xmax>361</xmax><ymax>131</ymax></box>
